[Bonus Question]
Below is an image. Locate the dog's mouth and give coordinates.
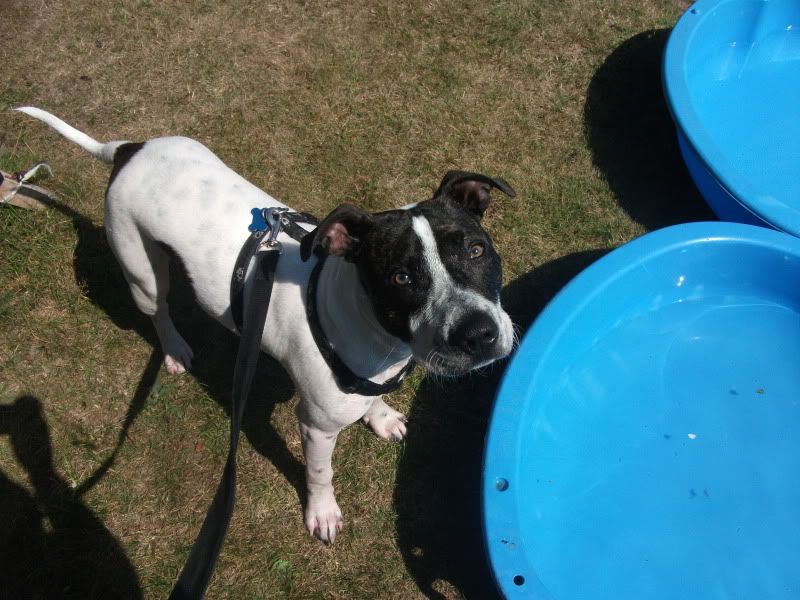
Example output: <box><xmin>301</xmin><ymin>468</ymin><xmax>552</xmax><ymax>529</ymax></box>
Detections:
<box><xmin>418</xmin><ymin>348</ymin><xmax>508</xmax><ymax>377</ymax></box>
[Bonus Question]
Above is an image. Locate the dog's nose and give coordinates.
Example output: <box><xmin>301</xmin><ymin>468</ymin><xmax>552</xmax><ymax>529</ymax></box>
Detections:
<box><xmin>449</xmin><ymin>312</ymin><xmax>499</xmax><ymax>356</ymax></box>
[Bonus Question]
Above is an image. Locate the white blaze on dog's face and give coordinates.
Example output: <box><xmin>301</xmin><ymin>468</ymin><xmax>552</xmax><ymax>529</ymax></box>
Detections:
<box><xmin>300</xmin><ymin>171</ymin><xmax>516</xmax><ymax>376</ymax></box>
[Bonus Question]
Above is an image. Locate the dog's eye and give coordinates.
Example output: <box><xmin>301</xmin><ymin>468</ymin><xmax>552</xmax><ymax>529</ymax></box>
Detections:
<box><xmin>468</xmin><ymin>242</ymin><xmax>485</xmax><ymax>259</ymax></box>
<box><xmin>392</xmin><ymin>271</ymin><xmax>412</xmax><ymax>287</ymax></box>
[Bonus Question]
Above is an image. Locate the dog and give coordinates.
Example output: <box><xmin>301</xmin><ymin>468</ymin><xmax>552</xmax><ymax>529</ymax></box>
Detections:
<box><xmin>17</xmin><ymin>106</ymin><xmax>516</xmax><ymax>543</ymax></box>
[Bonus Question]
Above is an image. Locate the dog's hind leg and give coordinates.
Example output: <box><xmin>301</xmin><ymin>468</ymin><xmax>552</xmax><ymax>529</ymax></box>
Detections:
<box><xmin>108</xmin><ymin>225</ymin><xmax>194</xmax><ymax>374</ymax></box>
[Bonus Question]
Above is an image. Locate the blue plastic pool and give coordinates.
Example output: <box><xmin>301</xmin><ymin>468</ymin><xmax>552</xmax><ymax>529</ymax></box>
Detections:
<box><xmin>664</xmin><ymin>0</ymin><xmax>800</xmax><ymax>232</ymax></box>
<box><xmin>483</xmin><ymin>222</ymin><xmax>800</xmax><ymax>599</ymax></box>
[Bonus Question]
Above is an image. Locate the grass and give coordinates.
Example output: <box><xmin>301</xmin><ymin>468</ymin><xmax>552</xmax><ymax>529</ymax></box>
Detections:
<box><xmin>0</xmin><ymin>0</ymin><xmax>710</xmax><ymax>598</ymax></box>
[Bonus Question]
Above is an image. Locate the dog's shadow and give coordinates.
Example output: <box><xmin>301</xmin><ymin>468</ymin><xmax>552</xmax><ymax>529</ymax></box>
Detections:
<box><xmin>0</xmin><ymin>395</ymin><xmax>143</xmax><ymax>599</ymax></box>
<box><xmin>42</xmin><ymin>197</ymin><xmax>305</xmax><ymax>502</ymax></box>
<box><xmin>394</xmin><ymin>249</ymin><xmax>609</xmax><ymax>599</ymax></box>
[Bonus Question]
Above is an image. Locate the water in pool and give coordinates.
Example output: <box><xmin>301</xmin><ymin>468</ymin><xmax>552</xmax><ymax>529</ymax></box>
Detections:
<box><xmin>689</xmin><ymin>21</ymin><xmax>800</xmax><ymax>207</ymax></box>
<box><xmin>520</xmin><ymin>296</ymin><xmax>800</xmax><ymax>599</ymax></box>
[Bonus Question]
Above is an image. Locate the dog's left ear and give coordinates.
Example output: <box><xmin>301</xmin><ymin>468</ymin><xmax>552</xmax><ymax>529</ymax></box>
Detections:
<box><xmin>300</xmin><ymin>203</ymin><xmax>374</xmax><ymax>262</ymax></box>
<box><xmin>433</xmin><ymin>170</ymin><xmax>516</xmax><ymax>219</ymax></box>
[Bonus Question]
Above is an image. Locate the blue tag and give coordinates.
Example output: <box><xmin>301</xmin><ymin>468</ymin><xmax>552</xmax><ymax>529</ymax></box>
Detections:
<box><xmin>248</xmin><ymin>208</ymin><xmax>268</xmax><ymax>232</ymax></box>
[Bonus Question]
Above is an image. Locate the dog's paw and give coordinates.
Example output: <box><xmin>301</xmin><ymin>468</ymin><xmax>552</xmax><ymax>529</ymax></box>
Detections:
<box><xmin>363</xmin><ymin>404</ymin><xmax>407</xmax><ymax>442</ymax></box>
<box><xmin>152</xmin><ymin>314</ymin><xmax>194</xmax><ymax>375</ymax></box>
<box><xmin>305</xmin><ymin>486</ymin><xmax>343</xmax><ymax>544</ymax></box>
<box><xmin>162</xmin><ymin>335</ymin><xmax>194</xmax><ymax>375</ymax></box>
<box><xmin>164</xmin><ymin>353</ymin><xmax>189</xmax><ymax>375</ymax></box>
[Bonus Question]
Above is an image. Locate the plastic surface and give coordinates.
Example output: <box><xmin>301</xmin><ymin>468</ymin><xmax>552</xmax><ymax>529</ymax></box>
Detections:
<box><xmin>483</xmin><ymin>222</ymin><xmax>800</xmax><ymax>599</ymax></box>
<box><xmin>663</xmin><ymin>0</ymin><xmax>800</xmax><ymax>233</ymax></box>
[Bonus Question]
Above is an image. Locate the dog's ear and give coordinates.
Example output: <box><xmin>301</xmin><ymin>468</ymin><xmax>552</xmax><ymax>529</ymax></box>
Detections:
<box><xmin>433</xmin><ymin>170</ymin><xmax>516</xmax><ymax>219</ymax></box>
<box><xmin>300</xmin><ymin>203</ymin><xmax>374</xmax><ymax>262</ymax></box>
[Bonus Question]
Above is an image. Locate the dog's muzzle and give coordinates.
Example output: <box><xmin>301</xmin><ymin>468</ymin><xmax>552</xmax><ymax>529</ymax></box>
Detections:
<box><xmin>447</xmin><ymin>311</ymin><xmax>500</xmax><ymax>357</ymax></box>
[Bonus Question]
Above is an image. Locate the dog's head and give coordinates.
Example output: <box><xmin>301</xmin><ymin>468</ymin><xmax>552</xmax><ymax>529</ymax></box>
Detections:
<box><xmin>300</xmin><ymin>171</ymin><xmax>516</xmax><ymax>376</ymax></box>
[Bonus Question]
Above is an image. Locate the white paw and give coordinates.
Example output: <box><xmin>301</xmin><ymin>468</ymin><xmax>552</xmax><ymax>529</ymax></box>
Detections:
<box><xmin>164</xmin><ymin>353</ymin><xmax>188</xmax><ymax>375</ymax></box>
<box><xmin>305</xmin><ymin>486</ymin><xmax>343</xmax><ymax>544</ymax></box>
<box><xmin>363</xmin><ymin>405</ymin><xmax>407</xmax><ymax>442</ymax></box>
<box><xmin>152</xmin><ymin>314</ymin><xmax>194</xmax><ymax>375</ymax></box>
<box><xmin>162</xmin><ymin>335</ymin><xmax>194</xmax><ymax>375</ymax></box>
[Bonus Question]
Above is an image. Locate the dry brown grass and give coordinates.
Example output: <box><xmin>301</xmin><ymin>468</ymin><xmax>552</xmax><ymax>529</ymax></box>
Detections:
<box><xmin>1</xmin><ymin>0</ymin><xmax>706</xmax><ymax>598</ymax></box>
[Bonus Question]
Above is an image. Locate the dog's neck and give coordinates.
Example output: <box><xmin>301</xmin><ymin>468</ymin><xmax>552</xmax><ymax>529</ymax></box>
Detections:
<box><xmin>315</xmin><ymin>257</ymin><xmax>412</xmax><ymax>384</ymax></box>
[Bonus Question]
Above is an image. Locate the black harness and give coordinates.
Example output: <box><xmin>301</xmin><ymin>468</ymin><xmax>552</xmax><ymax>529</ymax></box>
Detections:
<box><xmin>231</xmin><ymin>207</ymin><xmax>414</xmax><ymax>395</ymax></box>
<box><xmin>170</xmin><ymin>207</ymin><xmax>413</xmax><ymax>599</ymax></box>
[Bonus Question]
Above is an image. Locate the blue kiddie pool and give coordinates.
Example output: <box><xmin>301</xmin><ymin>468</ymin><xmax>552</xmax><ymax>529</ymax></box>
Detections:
<box><xmin>664</xmin><ymin>0</ymin><xmax>800</xmax><ymax>231</ymax></box>
<box><xmin>483</xmin><ymin>222</ymin><xmax>800</xmax><ymax>598</ymax></box>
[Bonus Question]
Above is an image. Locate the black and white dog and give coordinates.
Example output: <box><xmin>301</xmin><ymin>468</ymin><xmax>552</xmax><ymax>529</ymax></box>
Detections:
<box><xmin>18</xmin><ymin>107</ymin><xmax>516</xmax><ymax>543</ymax></box>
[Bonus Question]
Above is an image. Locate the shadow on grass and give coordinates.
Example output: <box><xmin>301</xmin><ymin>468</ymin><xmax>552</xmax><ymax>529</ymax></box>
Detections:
<box><xmin>75</xmin><ymin>348</ymin><xmax>162</xmax><ymax>496</ymax></box>
<box><xmin>394</xmin><ymin>249</ymin><xmax>609</xmax><ymax>599</ymax></box>
<box><xmin>584</xmin><ymin>28</ymin><xmax>715</xmax><ymax>230</ymax></box>
<box><xmin>0</xmin><ymin>395</ymin><xmax>143</xmax><ymax>599</ymax></box>
<box><xmin>39</xmin><ymin>196</ymin><xmax>307</xmax><ymax>507</ymax></box>
<box><xmin>167</xmin><ymin>259</ymin><xmax>307</xmax><ymax>505</ymax></box>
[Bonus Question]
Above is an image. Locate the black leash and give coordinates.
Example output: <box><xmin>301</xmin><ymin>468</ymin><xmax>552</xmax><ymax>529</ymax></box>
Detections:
<box><xmin>169</xmin><ymin>214</ymin><xmax>284</xmax><ymax>600</ymax></box>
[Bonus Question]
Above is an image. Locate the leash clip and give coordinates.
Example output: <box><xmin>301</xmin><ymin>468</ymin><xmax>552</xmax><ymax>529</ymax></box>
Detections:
<box><xmin>260</xmin><ymin>207</ymin><xmax>288</xmax><ymax>252</ymax></box>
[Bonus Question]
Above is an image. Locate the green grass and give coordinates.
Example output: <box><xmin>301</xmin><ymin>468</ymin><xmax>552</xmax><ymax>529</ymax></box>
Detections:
<box><xmin>0</xmin><ymin>0</ymin><xmax>708</xmax><ymax>598</ymax></box>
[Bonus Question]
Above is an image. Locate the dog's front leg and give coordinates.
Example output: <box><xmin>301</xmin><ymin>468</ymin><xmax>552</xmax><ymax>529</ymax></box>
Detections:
<box><xmin>299</xmin><ymin>421</ymin><xmax>343</xmax><ymax>543</ymax></box>
<box><xmin>362</xmin><ymin>396</ymin><xmax>407</xmax><ymax>441</ymax></box>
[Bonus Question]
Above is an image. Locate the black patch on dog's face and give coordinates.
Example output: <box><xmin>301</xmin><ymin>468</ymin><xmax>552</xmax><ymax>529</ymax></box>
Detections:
<box><xmin>351</xmin><ymin>199</ymin><xmax>502</xmax><ymax>342</ymax></box>
<box><xmin>354</xmin><ymin>209</ymin><xmax>427</xmax><ymax>340</ymax></box>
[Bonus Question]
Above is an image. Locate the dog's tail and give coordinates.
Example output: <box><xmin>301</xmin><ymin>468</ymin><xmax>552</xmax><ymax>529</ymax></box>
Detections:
<box><xmin>16</xmin><ymin>106</ymin><xmax>127</xmax><ymax>164</ymax></box>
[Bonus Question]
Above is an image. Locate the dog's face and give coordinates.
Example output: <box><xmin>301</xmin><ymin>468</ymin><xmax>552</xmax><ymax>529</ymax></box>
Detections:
<box><xmin>300</xmin><ymin>171</ymin><xmax>516</xmax><ymax>376</ymax></box>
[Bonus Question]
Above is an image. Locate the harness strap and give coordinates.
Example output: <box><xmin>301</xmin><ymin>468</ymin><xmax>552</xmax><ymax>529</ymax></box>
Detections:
<box><xmin>170</xmin><ymin>247</ymin><xmax>280</xmax><ymax>600</ymax></box>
